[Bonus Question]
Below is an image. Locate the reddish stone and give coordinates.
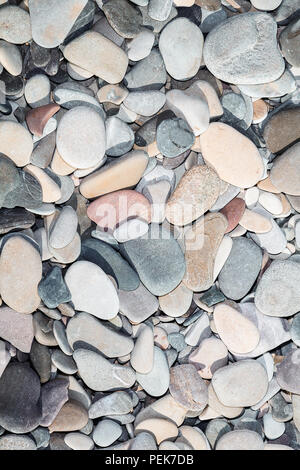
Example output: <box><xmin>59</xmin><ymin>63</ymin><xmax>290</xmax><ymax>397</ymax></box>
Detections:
<box><xmin>87</xmin><ymin>189</ymin><xmax>152</xmax><ymax>231</ymax></box>
<box><xmin>220</xmin><ymin>197</ymin><xmax>245</xmax><ymax>233</ymax></box>
<box><xmin>26</xmin><ymin>103</ymin><xmax>60</xmax><ymax>137</ymax></box>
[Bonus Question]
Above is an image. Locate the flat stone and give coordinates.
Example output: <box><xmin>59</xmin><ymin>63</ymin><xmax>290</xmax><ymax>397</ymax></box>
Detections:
<box><xmin>40</xmin><ymin>377</ymin><xmax>69</xmax><ymax>427</ymax></box>
<box><xmin>157</xmin><ymin>117</ymin><xmax>195</xmax><ymax>159</ymax></box>
<box><xmin>49</xmin><ymin>399</ymin><xmax>88</xmax><ymax>433</ymax></box>
<box><xmin>51</xmin><ymin>349</ymin><xmax>77</xmax><ymax>374</ymax></box>
<box><xmin>64</xmin><ymin>432</ymin><xmax>94</xmax><ymax>450</ymax></box>
<box><xmin>0</xmin><ymin>306</ymin><xmax>34</xmax><ymax>353</ymax></box>
<box><xmin>53</xmin><ymin>82</ymin><xmax>102</xmax><ymax>113</ymax></box>
<box><xmin>65</xmin><ymin>260</ymin><xmax>119</xmax><ymax>320</ymax></box>
<box><xmin>49</xmin><ymin>232</ymin><xmax>81</xmax><ymax>264</ymax></box>
<box><xmin>124</xmin><ymin>91</ymin><xmax>165</xmax><ymax>117</ymax></box>
<box><xmin>270</xmin><ymin>143</ymin><xmax>300</xmax><ymax>196</ymax></box>
<box><xmin>127</xmin><ymin>29</ymin><xmax>154</xmax><ymax>61</ymax></box>
<box><xmin>139</xmin><ymin>3</ymin><xmax>178</xmax><ymax>33</ymax></box>
<box><xmin>216</xmin><ymin>430</ymin><xmax>264</xmax><ymax>450</ymax></box>
<box><xmin>219</xmin><ymin>237</ymin><xmax>262</xmax><ymax>301</ymax></box>
<box><xmin>113</xmin><ymin>218</ymin><xmax>149</xmax><ymax>242</ymax></box>
<box><xmin>220</xmin><ymin>198</ymin><xmax>245</xmax><ymax>233</ymax></box>
<box><xmin>203</xmin><ymin>12</ymin><xmax>284</xmax><ymax>85</ymax></box>
<box><xmin>38</xmin><ymin>266</ymin><xmax>71</xmax><ymax>309</ymax></box>
<box><xmin>255</xmin><ymin>260</ymin><xmax>300</xmax><ymax>317</ymax></box>
<box><xmin>24</xmin><ymin>165</ymin><xmax>61</xmax><ymax>203</ymax></box>
<box><xmin>200</xmin><ymin>122</ymin><xmax>264</xmax><ymax>188</ymax></box>
<box><xmin>67</xmin><ymin>311</ymin><xmax>133</xmax><ymax>357</ymax></box>
<box><xmin>56</xmin><ymin>106</ymin><xmax>106</xmax><ymax>169</ymax></box>
<box><xmin>98</xmin><ymin>84</ymin><xmax>128</xmax><ymax>105</ymax></box>
<box><xmin>0</xmin><ymin>434</ymin><xmax>37</xmax><ymax>450</ymax></box>
<box><xmin>0</xmin><ymin>5</ymin><xmax>32</xmax><ymax>44</ymax></box>
<box><xmin>81</xmin><ymin>238</ymin><xmax>140</xmax><ymax>291</ymax></box>
<box><xmin>263</xmin><ymin>107</ymin><xmax>300</xmax><ymax>154</ymax></box>
<box><xmin>0</xmin><ymin>363</ymin><xmax>41</xmax><ymax>433</ymax></box>
<box><xmin>263</xmin><ymin>412</ymin><xmax>285</xmax><ymax>440</ymax></box>
<box><xmin>80</xmin><ymin>150</ymin><xmax>148</xmax><ymax>199</ymax></box>
<box><xmin>131</xmin><ymin>431</ymin><xmax>157</xmax><ymax>450</ymax></box>
<box><xmin>159</xmin><ymin>17</ymin><xmax>203</xmax><ymax>80</ymax></box>
<box><xmin>120</xmin><ymin>223</ymin><xmax>185</xmax><ymax>296</ymax></box>
<box><xmin>159</xmin><ymin>283</ymin><xmax>193</xmax><ymax>318</ymax></box>
<box><xmin>214</xmin><ymin>303</ymin><xmax>260</xmax><ymax>354</ymax></box>
<box><xmin>131</xmin><ymin>324</ymin><xmax>154</xmax><ymax>373</ymax></box>
<box><xmin>169</xmin><ymin>364</ymin><xmax>208</xmax><ymax>413</ymax></box>
<box><xmin>103</xmin><ymin>0</ymin><xmax>143</xmax><ymax>38</ymax></box>
<box><xmin>89</xmin><ymin>391</ymin><xmax>134</xmax><ymax>419</ymax></box>
<box><xmin>87</xmin><ymin>189</ymin><xmax>151</xmax><ymax>231</ymax></box>
<box><xmin>29</xmin><ymin>0</ymin><xmax>88</xmax><ymax>48</ymax></box>
<box><xmin>73</xmin><ymin>348</ymin><xmax>136</xmax><ymax>391</ymax></box>
<box><xmin>0</xmin><ymin>235</ymin><xmax>42</xmax><ymax>314</ymax></box>
<box><xmin>239</xmin><ymin>208</ymin><xmax>272</xmax><ymax>233</ymax></box>
<box><xmin>183</xmin><ymin>212</ymin><xmax>227</xmax><ymax>292</ymax></box>
<box><xmin>208</xmin><ymin>383</ymin><xmax>243</xmax><ymax>419</ymax></box>
<box><xmin>165</xmin><ymin>165</ymin><xmax>220</xmax><ymax>226</ymax></box>
<box><xmin>93</xmin><ymin>419</ymin><xmax>122</xmax><ymax>447</ymax></box>
<box><xmin>135</xmin><ymin>417</ymin><xmax>178</xmax><ymax>445</ymax></box>
<box><xmin>53</xmin><ymin>320</ymin><xmax>73</xmax><ymax>356</ymax></box>
<box><xmin>136</xmin><ymin>346</ymin><xmax>169</xmax><ymax>397</ymax></box>
<box><xmin>26</xmin><ymin>104</ymin><xmax>60</xmax><ymax>138</ymax></box>
<box><xmin>49</xmin><ymin>206</ymin><xmax>78</xmax><ymax>250</ymax></box>
<box><xmin>183</xmin><ymin>311</ymin><xmax>211</xmax><ymax>346</ymax></box>
<box><xmin>0</xmin><ymin>155</ymin><xmax>20</xmax><ymax>208</ymax></box>
<box><xmin>0</xmin><ymin>40</ymin><xmax>22</xmax><ymax>76</ymax></box>
<box><xmin>30</xmin><ymin>341</ymin><xmax>51</xmax><ymax>383</ymax></box>
<box><xmin>0</xmin><ymin>121</ymin><xmax>33</xmax><ymax>167</ymax></box>
<box><xmin>212</xmin><ymin>359</ymin><xmax>268</xmax><ymax>407</ymax></box>
<box><xmin>31</xmin><ymin>132</ymin><xmax>56</xmax><ymax>169</ymax></box>
<box><xmin>258</xmin><ymin>191</ymin><xmax>283</xmax><ymax>215</ymax></box>
<box><xmin>105</xmin><ymin>117</ymin><xmax>134</xmax><ymax>156</ymax></box>
<box><xmin>249</xmin><ymin>209</ymin><xmax>287</xmax><ymax>255</ymax></box>
<box><xmin>119</xmin><ymin>282</ymin><xmax>159</xmax><ymax>323</ymax></box>
<box><xmin>189</xmin><ymin>337</ymin><xmax>228</xmax><ymax>379</ymax></box>
<box><xmin>124</xmin><ymin>49</ymin><xmax>167</xmax><ymax>91</ymax></box>
<box><xmin>25</xmin><ymin>74</ymin><xmax>51</xmax><ymax>108</ymax></box>
<box><xmin>276</xmin><ymin>349</ymin><xmax>300</xmax><ymax>394</ymax></box>
<box><xmin>63</xmin><ymin>31</ymin><xmax>128</xmax><ymax>84</ymax></box>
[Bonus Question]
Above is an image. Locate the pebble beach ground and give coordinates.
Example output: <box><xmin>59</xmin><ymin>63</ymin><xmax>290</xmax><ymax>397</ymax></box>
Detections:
<box><xmin>0</xmin><ymin>0</ymin><xmax>299</xmax><ymax>452</ymax></box>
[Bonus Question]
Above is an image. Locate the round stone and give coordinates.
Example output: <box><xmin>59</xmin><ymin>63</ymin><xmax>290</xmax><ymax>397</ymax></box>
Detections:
<box><xmin>219</xmin><ymin>237</ymin><xmax>262</xmax><ymax>301</ymax></box>
<box><xmin>0</xmin><ymin>40</ymin><xmax>22</xmax><ymax>76</ymax></box>
<box><xmin>213</xmin><ymin>303</ymin><xmax>260</xmax><ymax>354</ymax></box>
<box><xmin>64</xmin><ymin>432</ymin><xmax>94</xmax><ymax>451</ymax></box>
<box><xmin>124</xmin><ymin>91</ymin><xmax>166</xmax><ymax>117</ymax></box>
<box><xmin>169</xmin><ymin>364</ymin><xmax>208</xmax><ymax>413</ymax></box>
<box><xmin>220</xmin><ymin>198</ymin><xmax>245</xmax><ymax>233</ymax></box>
<box><xmin>49</xmin><ymin>206</ymin><xmax>78</xmax><ymax>250</ymax></box>
<box><xmin>119</xmin><ymin>282</ymin><xmax>159</xmax><ymax>323</ymax></box>
<box><xmin>212</xmin><ymin>360</ymin><xmax>268</xmax><ymax>407</ymax></box>
<box><xmin>159</xmin><ymin>17</ymin><xmax>204</xmax><ymax>80</ymax></box>
<box><xmin>216</xmin><ymin>430</ymin><xmax>264</xmax><ymax>450</ymax></box>
<box><xmin>0</xmin><ymin>121</ymin><xmax>33</xmax><ymax>167</ymax></box>
<box><xmin>88</xmin><ymin>391</ymin><xmax>134</xmax><ymax>419</ymax></box>
<box><xmin>56</xmin><ymin>106</ymin><xmax>106</xmax><ymax>170</ymax></box>
<box><xmin>93</xmin><ymin>419</ymin><xmax>122</xmax><ymax>447</ymax></box>
<box><xmin>200</xmin><ymin>122</ymin><xmax>264</xmax><ymax>188</ymax></box>
<box><xmin>165</xmin><ymin>165</ymin><xmax>220</xmax><ymax>226</ymax></box>
<box><xmin>0</xmin><ymin>5</ymin><xmax>32</xmax><ymax>44</ymax></box>
<box><xmin>157</xmin><ymin>118</ymin><xmax>195</xmax><ymax>159</ymax></box>
<box><xmin>263</xmin><ymin>107</ymin><xmax>300</xmax><ymax>154</ymax></box>
<box><xmin>102</xmin><ymin>0</ymin><xmax>143</xmax><ymax>38</ymax></box>
<box><xmin>270</xmin><ymin>143</ymin><xmax>300</xmax><ymax>196</ymax></box>
<box><xmin>0</xmin><ymin>235</ymin><xmax>42</xmax><ymax>314</ymax></box>
<box><xmin>65</xmin><ymin>260</ymin><xmax>119</xmax><ymax>320</ymax></box>
<box><xmin>48</xmin><ymin>399</ymin><xmax>88</xmax><ymax>433</ymax></box>
<box><xmin>25</xmin><ymin>74</ymin><xmax>51</xmax><ymax>108</ymax></box>
<box><xmin>255</xmin><ymin>260</ymin><xmax>300</xmax><ymax>317</ymax></box>
<box><xmin>203</xmin><ymin>12</ymin><xmax>284</xmax><ymax>85</ymax></box>
<box><xmin>159</xmin><ymin>283</ymin><xmax>193</xmax><ymax>318</ymax></box>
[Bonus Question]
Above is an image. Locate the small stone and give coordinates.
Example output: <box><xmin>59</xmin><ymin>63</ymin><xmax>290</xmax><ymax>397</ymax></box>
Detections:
<box><xmin>135</xmin><ymin>417</ymin><xmax>178</xmax><ymax>445</ymax></box>
<box><xmin>0</xmin><ymin>40</ymin><xmax>22</xmax><ymax>76</ymax></box>
<box><xmin>53</xmin><ymin>320</ymin><xmax>73</xmax><ymax>356</ymax></box>
<box><xmin>165</xmin><ymin>165</ymin><xmax>220</xmax><ymax>226</ymax></box>
<box><xmin>270</xmin><ymin>143</ymin><xmax>300</xmax><ymax>196</ymax></box>
<box><xmin>0</xmin><ymin>434</ymin><xmax>36</xmax><ymax>450</ymax></box>
<box><xmin>263</xmin><ymin>412</ymin><xmax>285</xmax><ymax>440</ymax></box>
<box><xmin>280</xmin><ymin>17</ymin><xmax>300</xmax><ymax>68</ymax></box>
<box><xmin>0</xmin><ymin>5</ymin><xmax>32</xmax><ymax>44</ymax></box>
<box><xmin>97</xmin><ymin>84</ymin><xmax>128</xmax><ymax>105</ymax></box>
<box><xmin>131</xmin><ymin>324</ymin><xmax>154</xmax><ymax>374</ymax></box>
<box><xmin>64</xmin><ymin>432</ymin><xmax>94</xmax><ymax>450</ymax></box>
<box><xmin>219</xmin><ymin>237</ymin><xmax>262</xmax><ymax>301</ymax></box>
<box><xmin>103</xmin><ymin>0</ymin><xmax>143</xmax><ymax>38</ymax></box>
<box><xmin>93</xmin><ymin>419</ymin><xmax>122</xmax><ymax>447</ymax></box>
<box><xmin>31</xmin><ymin>427</ymin><xmax>50</xmax><ymax>449</ymax></box>
<box><xmin>49</xmin><ymin>399</ymin><xmax>88</xmax><ymax>433</ymax></box>
<box><xmin>25</xmin><ymin>74</ymin><xmax>51</xmax><ymax>108</ymax></box>
<box><xmin>263</xmin><ymin>107</ymin><xmax>300</xmax><ymax>154</ymax></box>
<box><xmin>216</xmin><ymin>430</ymin><xmax>264</xmax><ymax>450</ymax></box>
<box><xmin>40</xmin><ymin>377</ymin><xmax>69</xmax><ymax>427</ymax></box>
<box><xmin>38</xmin><ymin>267</ymin><xmax>71</xmax><ymax>309</ymax></box>
<box><xmin>249</xmin><ymin>209</ymin><xmax>287</xmax><ymax>255</ymax></box>
<box><xmin>124</xmin><ymin>49</ymin><xmax>166</xmax><ymax>91</ymax></box>
<box><xmin>127</xmin><ymin>29</ymin><xmax>155</xmax><ymax>61</ymax></box>
<box><xmin>189</xmin><ymin>337</ymin><xmax>228</xmax><ymax>379</ymax></box>
<box><xmin>208</xmin><ymin>383</ymin><xmax>243</xmax><ymax>419</ymax></box>
<box><xmin>124</xmin><ymin>90</ymin><xmax>166</xmax><ymax>117</ymax></box>
<box><xmin>67</xmin><ymin>311</ymin><xmax>133</xmax><ymax>358</ymax></box>
<box><xmin>159</xmin><ymin>283</ymin><xmax>193</xmax><ymax>318</ymax></box>
<box><xmin>65</xmin><ymin>260</ymin><xmax>119</xmax><ymax>320</ymax></box>
<box><xmin>63</xmin><ymin>31</ymin><xmax>128</xmax><ymax>84</ymax></box>
<box><xmin>0</xmin><ymin>235</ymin><xmax>42</xmax><ymax>314</ymax></box>
<box><xmin>105</xmin><ymin>117</ymin><xmax>134</xmax><ymax>156</ymax></box>
<box><xmin>26</xmin><ymin>104</ymin><xmax>60</xmax><ymax>138</ymax></box>
<box><xmin>220</xmin><ymin>198</ymin><xmax>245</xmax><ymax>233</ymax></box>
<box><xmin>51</xmin><ymin>349</ymin><xmax>77</xmax><ymax>374</ymax></box>
<box><xmin>276</xmin><ymin>349</ymin><xmax>300</xmax><ymax>394</ymax></box>
<box><xmin>213</xmin><ymin>303</ymin><xmax>260</xmax><ymax>354</ymax></box>
<box><xmin>255</xmin><ymin>260</ymin><xmax>300</xmax><ymax>317</ymax></box>
<box><xmin>157</xmin><ymin>117</ymin><xmax>195</xmax><ymax>159</ymax></box>
<box><xmin>159</xmin><ymin>18</ymin><xmax>204</xmax><ymax>80</ymax></box>
<box><xmin>25</xmin><ymin>165</ymin><xmax>61</xmax><ymax>203</ymax></box>
<box><xmin>239</xmin><ymin>208</ymin><xmax>272</xmax><ymax>233</ymax></box>
<box><xmin>136</xmin><ymin>346</ymin><xmax>169</xmax><ymax>397</ymax></box>
<box><xmin>0</xmin><ymin>121</ymin><xmax>33</xmax><ymax>167</ymax></box>
<box><xmin>169</xmin><ymin>364</ymin><xmax>208</xmax><ymax>413</ymax></box>
<box><xmin>200</xmin><ymin>122</ymin><xmax>264</xmax><ymax>188</ymax></box>
<box><xmin>80</xmin><ymin>150</ymin><xmax>149</xmax><ymax>199</ymax></box>
<box><xmin>203</xmin><ymin>12</ymin><xmax>284</xmax><ymax>85</ymax></box>
<box><xmin>119</xmin><ymin>282</ymin><xmax>159</xmax><ymax>323</ymax></box>
<box><xmin>89</xmin><ymin>391</ymin><xmax>134</xmax><ymax>419</ymax></box>
<box><xmin>30</xmin><ymin>341</ymin><xmax>51</xmax><ymax>383</ymax></box>
<box><xmin>56</xmin><ymin>106</ymin><xmax>106</xmax><ymax>170</ymax></box>
<box><xmin>0</xmin><ymin>306</ymin><xmax>34</xmax><ymax>353</ymax></box>
<box><xmin>73</xmin><ymin>348</ymin><xmax>136</xmax><ymax>391</ymax></box>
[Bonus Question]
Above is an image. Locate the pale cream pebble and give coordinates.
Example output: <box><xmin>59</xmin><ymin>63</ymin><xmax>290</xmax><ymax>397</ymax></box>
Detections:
<box><xmin>257</xmin><ymin>175</ymin><xmax>281</xmax><ymax>193</ymax></box>
<box><xmin>258</xmin><ymin>190</ymin><xmax>283</xmax><ymax>215</ymax></box>
<box><xmin>150</xmin><ymin>394</ymin><xmax>188</xmax><ymax>426</ymax></box>
<box><xmin>213</xmin><ymin>235</ymin><xmax>233</xmax><ymax>281</ymax></box>
<box><xmin>51</xmin><ymin>148</ymin><xmax>76</xmax><ymax>176</ymax></box>
<box><xmin>135</xmin><ymin>418</ymin><xmax>178</xmax><ymax>445</ymax></box>
<box><xmin>191</xmin><ymin>136</ymin><xmax>201</xmax><ymax>152</ymax></box>
<box><xmin>252</xmin><ymin>99</ymin><xmax>268</xmax><ymax>124</ymax></box>
<box><xmin>198</xmin><ymin>406</ymin><xmax>221</xmax><ymax>421</ymax></box>
<box><xmin>228</xmin><ymin>224</ymin><xmax>247</xmax><ymax>237</ymax></box>
<box><xmin>277</xmin><ymin>194</ymin><xmax>291</xmax><ymax>218</ymax></box>
<box><xmin>179</xmin><ymin>426</ymin><xmax>210</xmax><ymax>450</ymax></box>
<box><xmin>71</xmin><ymin>175</ymin><xmax>80</xmax><ymax>187</ymax></box>
<box><xmin>245</xmin><ymin>186</ymin><xmax>259</xmax><ymax>209</ymax></box>
<box><xmin>25</xmin><ymin>164</ymin><xmax>61</xmax><ymax>203</ymax></box>
<box><xmin>239</xmin><ymin>208</ymin><xmax>272</xmax><ymax>233</ymax></box>
<box><xmin>159</xmin><ymin>283</ymin><xmax>193</xmax><ymax>318</ymax></box>
<box><xmin>153</xmin><ymin>326</ymin><xmax>169</xmax><ymax>350</ymax></box>
<box><xmin>97</xmin><ymin>84</ymin><xmax>128</xmax><ymax>105</ymax></box>
<box><xmin>286</xmin><ymin>243</ymin><xmax>296</xmax><ymax>254</ymax></box>
<box><xmin>194</xmin><ymin>80</ymin><xmax>223</xmax><ymax>119</ymax></box>
<box><xmin>208</xmin><ymin>384</ymin><xmax>243</xmax><ymax>419</ymax></box>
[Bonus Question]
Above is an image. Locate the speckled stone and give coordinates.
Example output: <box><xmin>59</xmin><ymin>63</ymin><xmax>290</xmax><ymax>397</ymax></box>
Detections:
<box><xmin>0</xmin><ymin>306</ymin><xmax>34</xmax><ymax>353</ymax></box>
<box><xmin>169</xmin><ymin>364</ymin><xmax>208</xmax><ymax>413</ymax></box>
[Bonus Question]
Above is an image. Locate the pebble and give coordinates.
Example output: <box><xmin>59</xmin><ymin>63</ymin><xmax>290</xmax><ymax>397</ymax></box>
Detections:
<box><xmin>220</xmin><ymin>198</ymin><xmax>245</xmax><ymax>233</ymax></box>
<box><xmin>0</xmin><ymin>434</ymin><xmax>37</xmax><ymax>451</ymax></box>
<box><xmin>106</xmin><ymin>116</ymin><xmax>134</xmax><ymax>157</ymax></box>
<box><xmin>136</xmin><ymin>346</ymin><xmax>170</xmax><ymax>397</ymax></box>
<box><xmin>212</xmin><ymin>359</ymin><xmax>268</xmax><ymax>407</ymax></box>
<box><xmin>119</xmin><ymin>282</ymin><xmax>159</xmax><ymax>323</ymax></box>
<box><xmin>0</xmin><ymin>5</ymin><xmax>32</xmax><ymax>44</ymax></box>
<box><xmin>263</xmin><ymin>107</ymin><xmax>300</xmax><ymax>154</ymax></box>
<box><xmin>216</xmin><ymin>429</ymin><xmax>264</xmax><ymax>450</ymax></box>
<box><xmin>65</xmin><ymin>260</ymin><xmax>119</xmax><ymax>320</ymax></box>
<box><xmin>159</xmin><ymin>18</ymin><xmax>204</xmax><ymax>80</ymax></box>
<box><xmin>127</xmin><ymin>29</ymin><xmax>154</xmax><ymax>61</ymax></box>
<box><xmin>165</xmin><ymin>165</ymin><xmax>220</xmax><ymax>225</ymax></box>
<box><xmin>189</xmin><ymin>337</ymin><xmax>228</xmax><ymax>379</ymax></box>
<box><xmin>124</xmin><ymin>48</ymin><xmax>167</xmax><ymax>90</ymax></box>
<box><xmin>73</xmin><ymin>348</ymin><xmax>136</xmax><ymax>391</ymax></box>
<box><xmin>169</xmin><ymin>364</ymin><xmax>208</xmax><ymax>413</ymax></box>
<box><xmin>201</xmin><ymin>123</ymin><xmax>263</xmax><ymax>188</ymax></box>
<box><xmin>0</xmin><ymin>121</ymin><xmax>33</xmax><ymax>167</ymax></box>
<box><xmin>64</xmin><ymin>432</ymin><xmax>94</xmax><ymax>451</ymax></box>
<box><xmin>276</xmin><ymin>349</ymin><xmax>300</xmax><ymax>394</ymax></box>
<box><xmin>239</xmin><ymin>208</ymin><xmax>272</xmax><ymax>233</ymax></box>
<box><xmin>263</xmin><ymin>412</ymin><xmax>286</xmax><ymax>440</ymax></box>
<box><xmin>135</xmin><ymin>418</ymin><xmax>178</xmax><ymax>445</ymax></box>
<box><xmin>203</xmin><ymin>12</ymin><xmax>284</xmax><ymax>85</ymax></box>
<box><xmin>255</xmin><ymin>260</ymin><xmax>300</xmax><ymax>317</ymax></box>
<box><xmin>40</xmin><ymin>377</ymin><xmax>69</xmax><ymax>426</ymax></box>
<box><xmin>159</xmin><ymin>283</ymin><xmax>193</xmax><ymax>318</ymax></box>
<box><xmin>218</xmin><ymin>237</ymin><xmax>262</xmax><ymax>301</ymax></box>
<box><xmin>49</xmin><ymin>206</ymin><xmax>78</xmax><ymax>249</ymax></box>
<box><xmin>0</xmin><ymin>306</ymin><xmax>34</xmax><ymax>353</ymax></box>
<box><xmin>280</xmin><ymin>18</ymin><xmax>300</xmax><ymax>68</ymax></box>
<box><xmin>67</xmin><ymin>311</ymin><xmax>133</xmax><ymax>358</ymax></box>
<box><xmin>131</xmin><ymin>324</ymin><xmax>154</xmax><ymax>373</ymax></box>
<box><xmin>270</xmin><ymin>143</ymin><xmax>300</xmax><ymax>196</ymax></box>
<box><xmin>49</xmin><ymin>399</ymin><xmax>88</xmax><ymax>433</ymax></box>
<box><xmin>157</xmin><ymin>117</ymin><xmax>195</xmax><ymax>159</ymax></box>
<box><xmin>89</xmin><ymin>391</ymin><xmax>134</xmax><ymax>419</ymax></box>
<box><xmin>93</xmin><ymin>419</ymin><xmax>122</xmax><ymax>447</ymax></box>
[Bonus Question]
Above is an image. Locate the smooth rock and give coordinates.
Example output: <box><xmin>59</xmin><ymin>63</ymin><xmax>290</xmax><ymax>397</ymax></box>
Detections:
<box><xmin>239</xmin><ymin>208</ymin><xmax>272</xmax><ymax>233</ymax></box>
<box><xmin>220</xmin><ymin>198</ymin><xmax>245</xmax><ymax>233</ymax></box>
<box><xmin>159</xmin><ymin>283</ymin><xmax>193</xmax><ymax>318</ymax></box>
<box><xmin>124</xmin><ymin>91</ymin><xmax>165</xmax><ymax>117</ymax></box>
<box><xmin>0</xmin><ymin>306</ymin><xmax>34</xmax><ymax>353</ymax></box>
<box><xmin>102</xmin><ymin>0</ymin><xmax>143</xmax><ymax>38</ymax></box>
<box><xmin>25</xmin><ymin>74</ymin><xmax>51</xmax><ymax>108</ymax></box>
<box><xmin>64</xmin><ymin>432</ymin><xmax>94</xmax><ymax>450</ymax></box>
<box><xmin>124</xmin><ymin>49</ymin><xmax>166</xmax><ymax>91</ymax></box>
<box><xmin>270</xmin><ymin>143</ymin><xmax>300</xmax><ymax>196</ymax></box>
<box><xmin>49</xmin><ymin>206</ymin><xmax>78</xmax><ymax>250</ymax></box>
<box><xmin>49</xmin><ymin>399</ymin><xmax>88</xmax><ymax>433</ymax></box>
<box><xmin>0</xmin><ymin>121</ymin><xmax>33</xmax><ymax>167</ymax></box>
<box><xmin>157</xmin><ymin>117</ymin><xmax>195</xmax><ymax>159</ymax></box>
<box><xmin>136</xmin><ymin>346</ymin><xmax>169</xmax><ymax>397</ymax></box>
<box><xmin>93</xmin><ymin>419</ymin><xmax>122</xmax><ymax>447</ymax></box>
<box><xmin>280</xmin><ymin>18</ymin><xmax>300</xmax><ymax>67</ymax></box>
<box><xmin>40</xmin><ymin>377</ymin><xmax>69</xmax><ymax>427</ymax></box>
<box><xmin>119</xmin><ymin>282</ymin><xmax>159</xmax><ymax>323</ymax></box>
<box><xmin>0</xmin><ymin>5</ymin><xmax>32</xmax><ymax>44</ymax></box>
<box><xmin>0</xmin><ymin>434</ymin><xmax>36</xmax><ymax>450</ymax></box>
<box><xmin>106</xmin><ymin>117</ymin><xmax>134</xmax><ymax>157</ymax></box>
<box><xmin>0</xmin><ymin>40</ymin><xmax>22</xmax><ymax>76</ymax></box>
<box><xmin>189</xmin><ymin>337</ymin><xmax>228</xmax><ymax>379</ymax></box>
<box><xmin>263</xmin><ymin>107</ymin><xmax>300</xmax><ymax>154</ymax></box>
<box><xmin>127</xmin><ymin>29</ymin><xmax>154</xmax><ymax>61</ymax></box>
<box><xmin>216</xmin><ymin>430</ymin><xmax>264</xmax><ymax>450</ymax></box>
<box><xmin>89</xmin><ymin>391</ymin><xmax>134</xmax><ymax>419</ymax></box>
<box><xmin>276</xmin><ymin>350</ymin><xmax>300</xmax><ymax>394</ymax></box>
<box><xmin>130</xmin><ymin>324</ymin><xmax>154</xmax><ymax>374</ymax></box>
<box><xmin>169</xmin><ymin>364</ymin><xmax>208</xmax><ymax>413</ymax></box>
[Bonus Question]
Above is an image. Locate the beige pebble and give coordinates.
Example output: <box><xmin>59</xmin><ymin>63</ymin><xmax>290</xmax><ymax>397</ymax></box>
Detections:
<box><xmin>239</xmin><ymin>208</ymin><xmax>272</xmax><ymax>233</ymax></box>
<box><xmin>194</xmin><ymin>80</ymin><xmax>223</xmax><ymax>119</ymax></box>
<box><xmin>245</xmin><ymin>186</ymin><xmax>260</xmax><ymax>209</ymax></box>
<box><xmin>179</xmin><ymin>426</ymin><xmax>209</xmax><ymax>450</ymax></box>
<box><xmin>208</xmin><ymin>384</ymin><xmax>243</xmax><ymax>419</ymax></box>
<box><xmin>135</xmin><ymin>418</ymin><xmax>178</xmax><ymax>445</ymax></box>
<box><xmin>189</xmin><ymin>337</ymin><xmax>228</xmax><ymax>379</ymax></box>
<box><xmin>252</xmin><ymin>99</ymin><xmax>268</xmax><ymax>124</ymax></box>
<box><xmin>258</xmin><ymin>191</ymin><xmax>283</xmax><ymax>215</ymax></box>
<box><xmin>0</xmin><ymin>121</ymin><xmax>33</xmax><ymax>167</ymax></box>
<box><xmin>257</xmin><ymin>175</ymin><xmax>281</xmax><ymax>193</ymax></box>
<box><xmin>97</xmin><ymin>84</ymin><xmax>128</xmax><ymax>105</ymax></box>
<box><xmin>25</xmin><ymin>165</ymin><xmax>61</xmax><ymax>203</ymax></box>
<box><xmin>51</xmin><ymin>148</ymin><xmax>75</xmax><ymax>176</ymax></box>
<box><xmin>159</xmin><ymin>283</ymin><xmax>193</xmax><ymax>318</ymax></box>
